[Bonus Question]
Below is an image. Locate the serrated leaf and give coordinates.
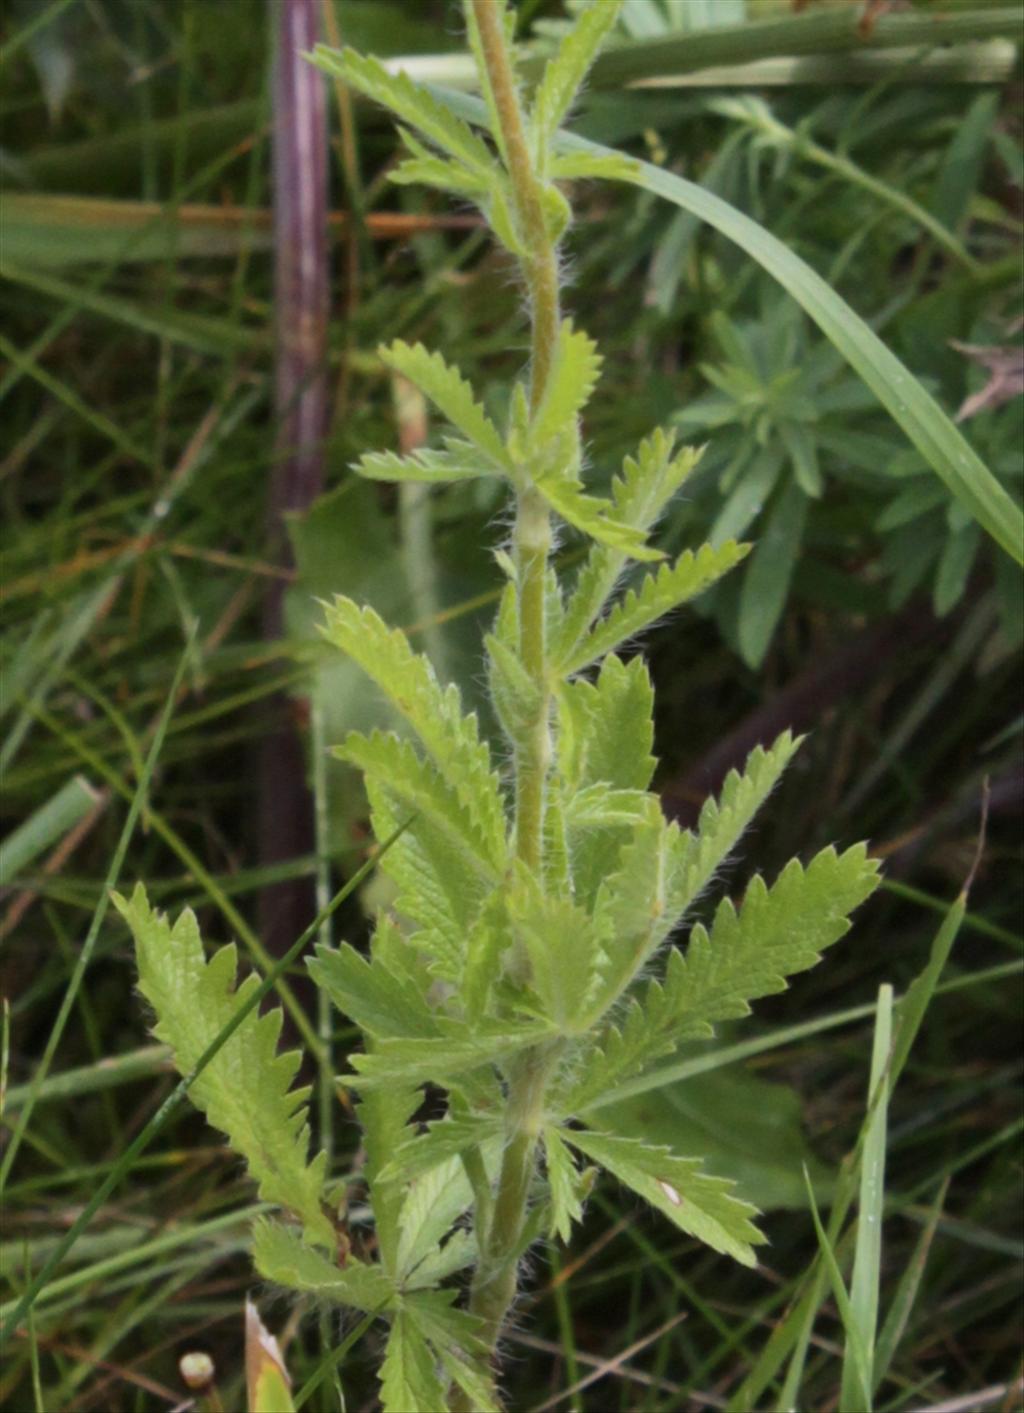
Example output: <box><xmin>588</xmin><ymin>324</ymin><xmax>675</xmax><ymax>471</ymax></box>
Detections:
<box><xmin>563</xmin><ymin>733</ymin><xmax>807</xmax><ymax>1107</ymax></box>
<box><xmin>395</xmin><ymin>1141</ymin><xmax>502</xmax><ymax>1285</ymax></box>
<box><xmin>557</xmin><ymin>654</ymin><xmax>655</xmax><ymax>793</ymax></box>
<box><xmin>530</xmin><ymin>0</ymin><xmax>624</xmax><ymax>162</ymax></box>
<box><xmin>379</xmin><ymin>1309</ymin><xmax>447</xmax><ymax>1413</ymax></box>
<box><xmin>361</xmin><ymin>773</ymin><xmax>491</xmax><ymax>982</ymax></box>
<box><xmin>388</xmin><ymin>125</ymin><xmax>493</xmax><ymax>199</ymax></box>
<box><xmin>338</xmin><ymin>729</ymin><xmax>504</xmax><ymax>876</ymax></box>
<box><xmin>563</xmin><ymin>1126</ymin><xmax>764</xmax><ymax>1267</ymax></box>
<box><xmin>557</xmin><ymin>431</ymin><xmax>702</xmax><ymax>661</ymax></box>
<box><xmin>353</xmin><ymin>442</ymin><xmax>492</xmax><ymax>484</ymax></box>
<box><xmin>557</xmin><ymin>656</ymin><xmax>657</xmax><ymax>905</ymax></box>
<box><xmin>543</xmin><ymin>1125</ymin><xmax>584</xmax><ymax>1243</ymax></box>
<box><xmin>405</xmin><ymin>1291</ymin><xmax>499</xmax><ymax>1413</ymax></box>
<box><xmin>485</xmin><ymin>629</ymin><xmax>540</xmax><ymax>754</ymax></box>
<box><xmin>379</xmin><ymin>1112</ymin><xmax>503</xmax><ymax>1185</ymax></box>
<box><xmin>253</xmin><ymin>1219</ymin><xmax>395</xmax><ymax>1310</ymax></box>
<box><xmin>526</xmin><ymin>320</ymin><xmax>602</xmax><ymax>473</ymax></box>
<box><xmin>508</xmin><ymin>866</ymin><xmax>610</xmax><ymax>1029</ymax></box>
<box><xmin>562</xmin><ymin>540</ymin><xmax>749</xmax><ymax>674</ymax></box>
<box><xmin>461</xmin><ymin>888</ymin><xmax>512</xmax><ymax>1022</ymax></box>
<box><xmin>667</xmin><ymin>731</ymin><xmax>804</xmax><ymax>925</ymax></box>
<box><xmin>359</xmin><ymin>1078</ymin><xmax>420</xmax><ymax>1281</ymax></box>
<box><xmin>668</xmin><ymin>845</ymin><xmax>881</xmax><ymax>1031</ymax></box>
<box><xmin>348</xmin><ymin>1024</ymin><xmax>552</xmax><ymax>1090</ymax></box>
<box><xmin>113</xmin><ymin>886</ymin><xmax>332</xmax><ymax>1249</ymax></box>
<box><xmin>320</xmin><ymin>598</ymin><xmax>507</xmax><ymax>864</ymax></box>
<box><xmin>307</xmin><ymin>937</ymin><xmax>439</xmax><ymax>1041</ymax></box>
<box><xmin>534</xmin><ymin>475</ymin><xmax>662</xmax><ymax>561</ymax></box>
<box><xmin>584</xmin><ymin>804</ymin><xmax>688</xmax><ymax>1016</ymax></box>
<box><xmin>550</xmin><ymin>151</ymin><xmax>641</xmax><ymax>183</ymax></box>
<box><xmin>379</xmin><ymin>342</ymin><xmax>509</xmax><ymax>470</ymax></box>
<box><xmin>563</xmin><ymin>783</ymin><xmax>651</xmax><ymax>829</ymax></box>
<box><xmin>310</xmin><ymin>45</ymin><xmax>494</xmax><ymax>178</ymax></box>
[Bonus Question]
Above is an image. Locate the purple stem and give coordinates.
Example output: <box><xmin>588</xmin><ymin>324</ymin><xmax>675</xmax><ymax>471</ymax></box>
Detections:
<box><xmin>260</xmin><ymin>0</ymin><xmax>330</xmax><ymax>955</ymax></box>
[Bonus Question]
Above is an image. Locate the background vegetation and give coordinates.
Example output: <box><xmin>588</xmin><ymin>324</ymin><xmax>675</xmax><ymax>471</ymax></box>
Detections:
<box><xmin>1</xmin><ymin>1</ymin><xmax>1021</xmax><ymax>1410</ymax></box>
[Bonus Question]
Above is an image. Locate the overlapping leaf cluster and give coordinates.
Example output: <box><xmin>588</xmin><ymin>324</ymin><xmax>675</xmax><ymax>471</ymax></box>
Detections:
<box><xmin>117</xmin><ymin>5</ymin><xmax>880</xmax><ymax>1409</ymax></box>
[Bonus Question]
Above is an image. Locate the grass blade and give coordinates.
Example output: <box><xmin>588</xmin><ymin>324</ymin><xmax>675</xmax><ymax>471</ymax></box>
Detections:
<box><xmin>841</xmin><ymin>983</ymin><xmax>893</xmax><ymax>1411</ymax></box>
<box><xmin>432</xmin><ymin>87</ymin><xmax>1024</xmax><ymax>564</ymax></box>
<box><xmin>0</xmin><ymin>775</ymin><xmax>98</xmax><ymax>885</ymax></box>
<box><xmin>0</xmin><ymin>639</ymin><xmax>194</xmax><ymax>1194</ymax></box>
<box><xmin>803</xmin><ymin>1167</ymin><xmax>872</xmax><ymax>1413</ymax></box>
<box><xmin>873</xmin><ymin>1177</ymin><xmax>949</xmax><ymax>1391</ymax></box>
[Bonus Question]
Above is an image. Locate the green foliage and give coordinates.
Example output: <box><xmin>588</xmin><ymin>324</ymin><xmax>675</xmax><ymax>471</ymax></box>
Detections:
<box><xmin>563</xmin><ymin>1127</ymin><xmax>764</xmax><ymax>1267</ymax></box>
<box><xmin>253</xmin><ymin>1220</ymin><xmax>394</xmax><ymax>1310</ymax></box>
<box><xmin>560</xmin><ymin>539</ymin><xmax>750</xmax><ymax>673</ymax></box>
<box><xmin>378</xmin><ymin>341</ymin><xmax>511</xmax><ymax>474</ymax></box>
<box><xmin>530</xmin><ymin>0</ymin><xmax>623</xmax><ymax>165</ymax></box>
<box><xmin>120</xmin><ymin>6</ymin><xmax>888</xmax><ymax>1409</ymax></box>
<box><xmin>113</xmin><ymin>886</ymin><xmax>333</xmax><ymax>1250</ymax></box>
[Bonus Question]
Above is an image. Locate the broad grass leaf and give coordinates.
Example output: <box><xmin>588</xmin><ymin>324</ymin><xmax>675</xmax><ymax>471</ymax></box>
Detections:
<box><xmin>737</xmin><ymin>481</ymin><xmax>808</xmax><ymax>668</ymax></box>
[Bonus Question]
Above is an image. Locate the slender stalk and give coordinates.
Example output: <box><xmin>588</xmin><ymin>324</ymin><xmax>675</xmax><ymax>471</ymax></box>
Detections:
<box><xmin>458</xmin><ymin>4</ymin><xmax>565</xmax><ymax>1401</ymax></box>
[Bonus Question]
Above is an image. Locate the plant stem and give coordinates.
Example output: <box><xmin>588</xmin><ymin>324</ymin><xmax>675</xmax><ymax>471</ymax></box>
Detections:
<box><xmin>469</xmin><ymin>0</ymin><xmax>559</xmax><ymax>875</ymax></box>
<box><xmin>458</xmin><ymin>4</ymin><xmax>565</xmax><ymax>1403</ymax></box>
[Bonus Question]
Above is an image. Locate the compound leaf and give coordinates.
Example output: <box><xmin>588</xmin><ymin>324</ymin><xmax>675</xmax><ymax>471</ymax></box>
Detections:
<box><xmin>564</xmin><ymin>1127</ymin><xmax>764</xmax><ymax>1267</ymax></box>
<box><xmin>530</xmin><ymin>0</ymin><xmax>623</xmax><ymax>161</ymax></box>
<box><xmin>253</xmin><ymin>1219</ymin><xmax>395</xmax><ymax>1310</ymax></box>
<box><xmin>353</xmin><ymin>442</ymin><xmax>493</xmax><ymax>485</ymax></box>
<box><xmin>114</xmin><ymin>886</ymin><xmax>332</xmax><ymax>1249</ymax></box>
<box><xmin>562</xmin><ymin>540</ymin><xmax>749</xmax><ymax>674</ymax></box>
<box><xmin>670</xmin><ymin>844</ymin><xmax>882</xmax><ymax>1031</ymax></box>
<box><xmin>380</xmin><ymin>341</ymin><xmax>509</xmax><ymax>470</ymax></box>
<box><xmin>380</xmin><ymin>1309</ymin><xmax>447</xmax><ymax>1413</ymax></box>
<box><xmin>310</xmin><ymin>46</ymin><xmax>494</xmax><ymax>179</ymax></box>
<box><xmin>320</xmin><ymin>598</ymin><xmax>507</xmax><ymax>863</ymax></box>
<box><xmin>557</xmin><ymin>431</ymin><xmax>702</xmax><ymax>660</ymax></box>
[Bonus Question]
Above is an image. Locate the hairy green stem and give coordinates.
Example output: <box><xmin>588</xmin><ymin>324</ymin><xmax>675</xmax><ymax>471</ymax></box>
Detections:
<box><xmin>459</xmin><ymin>2</ymin><xmax>565</xmax><ymax>1403</ymax></box>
